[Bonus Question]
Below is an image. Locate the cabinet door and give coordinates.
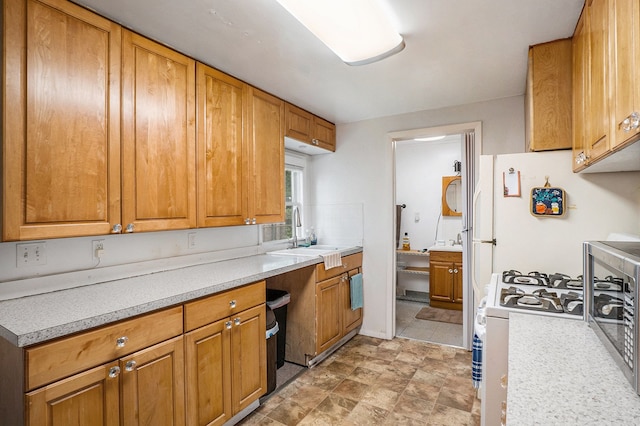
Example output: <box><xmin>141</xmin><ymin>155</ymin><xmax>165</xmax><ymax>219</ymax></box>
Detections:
<box><xmin>247</xmin><ymin>87</ymin><xmax>284</xmax><ymax>225</ymax></box>
<box><xmin>312</xmin><ymin>117</ymin><xmax>336</xmax><ymax>152</ymax></box>
<box><xmin>3</xmin><ymin>0</ymin><xmax>121</xmax><ymax>241</ymax></box>
<box><xmin>429</xmin><ymin>261</ymin><xmax>454</xmax><ymax>304</ymax></box>
<box><xmin>316</xmin><ymin>276</ymin><xmax>343</xmax><ymax>353</ymax></box>
<box><xmin>121</xmin><ymin>336</ymin><xmax>185</xmax><ymax>426</ymax></box>
<box><xmin>572</xmin><ymin>11</ymin><xmax>589</xmax><ymax>171</ymax></box>
<box><xmin>230</xmin><ymin>304</ymin><xmax>266</xmax><ymax>413</ymax></box>
<box><xmin>453</xmin><ymin>261</ymin><xmax>464</xmax><ymax>304</ymax></box>
<box><xmin>610</xmin><ymin>0</ymin><xmax>640</xmax><ymax>148</ymax></box>
<box><xmin>284</xmin><ymin>103</ymin><xmax>313</xmax><ymax>143</ymax></box>
<box><xmin>197</xmin><ymin>63</ymin><xmax>248</xmax><ymax>227</ymax></box>
<box><xmin>185</xmin><ymin>318</ymin><xmax>232</xmax><ymax>426</ymax></box>
<box><xmin>342</xmin><ymin>270</ymin><xmax>363</xmax><ymax>335</ymax></box>
<box><xmin>587</xmin><ymin>0</ymin><xmax>610</xmax><ymax>161</ymax></box>
<box><xmin>26</xmin><ymin>362</ymin><xmax>120</xmax><ymax>426</ymax></box>
<box><xmin>122</xmin><ymin>30</ymin><xmax>196</xmax><ymax>233</ymax></box>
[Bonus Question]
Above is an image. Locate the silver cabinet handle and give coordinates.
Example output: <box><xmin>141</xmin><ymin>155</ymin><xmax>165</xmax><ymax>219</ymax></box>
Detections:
<box><xmin>251</xmin><ymin>218</ymin><xmax>257</xmax><ymax>225</ymax></box>
<box><xmin>125</xmin><ymin>360</ymin><xmax>137</xmax><ymax>372</ymax></box>
<box><xmin>125</xmin><ymin>223</ymin><xmax>134</xmax><ymax>233</ymax></box>
<box><xmin>312</xmin><ymin>138</ymin><xmax>319</xmax><ymax>146</ymax></box>
<box><xmin>112</xmin><ymin>224</ymin><xmax>122</xmax><ymax>233</ymax></box>
<box><xmin>448</xmin><ymin>269</ymin><xmax>453</xmax><ymax>273</ymax></box>
<box><xmin>229</xmin><ymin>300</ymin><xmax>237</xmax><ymax>309</ymax></box>
<box><xmin>225</xmin><ymin>321</ymin><xmax>232</xmax><ymax>329</ymax></box>
<box><xmin>454</xmin><ymin>269</ymin><xmax>459</xmax><ymax>273</ymax></box>
<box><xmin>108</xmin><ymin>366</ymin><xmax>121</xmax><ymax>378</ymax></box>
<box><xmin>116</xmin><ymin>336</ymin><xmax>128</xmax><ymax>348</ymax></box>
<box><xmin>244</xmin><ymin>218</ymin><xmax>250</xmax><ymax>225</ymax></box>
<box><xmin>234</xmin><ymin>317</ymin><xmax>241</xmax><ymax>326</ymax></box>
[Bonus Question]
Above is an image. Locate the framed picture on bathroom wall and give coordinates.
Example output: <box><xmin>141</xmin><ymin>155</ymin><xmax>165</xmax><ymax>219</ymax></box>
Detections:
<box><xmin>530</xmin><ymin>186</ymin><xmax>565</xmax><ymax>217</ymax></box>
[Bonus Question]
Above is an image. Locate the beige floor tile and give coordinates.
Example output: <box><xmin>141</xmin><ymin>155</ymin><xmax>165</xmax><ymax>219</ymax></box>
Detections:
<box><xmin>266</xmin><ymin>399</ymin><xmax>313</xmax><ymax>426</ymax></box>
<box><xmin>392</xmin><ymin>393</ymin><xmax>435</xmax><ymax>420</ymax></box>
<box><xmin>331</xmin><ymin>378</ymin><xmax>370</xmax><ymax>400</ymax></box>
<box><xmin>344</xmin><ymin>401</ymin><xmax>390</xmax><ymax>425</ymax></box>
<box><xmin>360</xmin><ymin>386</ymin><xmax>400</xmax><ymax>411</ymax></box>
<box><xmin>426</xmin><ymin>403</ymin><xmax>475</xmax><ymax>426</ymax></box>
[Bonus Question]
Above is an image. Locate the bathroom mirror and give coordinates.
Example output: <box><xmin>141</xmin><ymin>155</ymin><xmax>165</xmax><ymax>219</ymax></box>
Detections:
<box><xmin>442</xmin><ymin>176</ymin><xmax>462</xmax><ymax>216</ymax></box>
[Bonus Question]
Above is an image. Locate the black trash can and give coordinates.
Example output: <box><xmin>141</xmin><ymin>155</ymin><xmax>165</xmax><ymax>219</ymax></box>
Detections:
<box><xmin>265</xmin><ymin>305</ymin><xmax>279</xmax><ymax>395</ymax></box>
<box><xmin>266</xmin><ymin>288</ymin><xmax>290</xmax><ymax>369</ymax></box>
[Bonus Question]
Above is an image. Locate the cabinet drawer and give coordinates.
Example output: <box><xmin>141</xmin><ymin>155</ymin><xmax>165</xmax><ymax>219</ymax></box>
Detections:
<box><xmin>316</xmin><ymin>252</ymin><xmax>362</xmax><ymax>282</ymax></box>
<box><xmin>26</xmin><ymin>306</ymin><xmax>183</xmax><ymax>391</ymax></box>
<box><xmin>428</xmin><ymin>250</ymin><xmax>462</xmax><ymax>263</ymax></box>
<box><xmin>184</xmin><ymin>281</ymin><xmax>266</xmax><ymax>332</ymax></box>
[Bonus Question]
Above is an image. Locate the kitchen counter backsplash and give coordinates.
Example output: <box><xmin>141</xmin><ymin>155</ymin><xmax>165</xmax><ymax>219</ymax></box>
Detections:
<box><xmin>0</xmin><ymin>247</ymin><xmax>362</xmax><ymax>347</ymax></box>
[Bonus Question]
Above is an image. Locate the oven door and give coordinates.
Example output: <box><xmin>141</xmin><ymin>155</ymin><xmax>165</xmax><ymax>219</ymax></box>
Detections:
<box><xmin>585</xmin><ymin>242</ymin><xmax>638</xmax><ymax>392</ymax></box>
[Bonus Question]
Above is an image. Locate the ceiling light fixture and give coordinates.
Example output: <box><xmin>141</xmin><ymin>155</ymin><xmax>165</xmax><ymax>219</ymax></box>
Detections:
<box><xmin>414</xmin><ymin>135</ymin><xmax>446</xmax><ymax>142</ymax></box>
<box><xmin>275</xmin><ymin>0</ymin><xmax>404</xmax><ymax>66</ymax></box>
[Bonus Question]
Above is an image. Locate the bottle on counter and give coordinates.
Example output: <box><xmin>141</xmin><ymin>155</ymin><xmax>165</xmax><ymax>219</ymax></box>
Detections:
<box><xmin>310</xmin><ymin>227</ymin><xmax>317</xmax><ymax>245</ymax></box>
<box><xmin>402</xmin><ymin>232</ymin><xmax>411</xmax><ymax>251</ymax></box>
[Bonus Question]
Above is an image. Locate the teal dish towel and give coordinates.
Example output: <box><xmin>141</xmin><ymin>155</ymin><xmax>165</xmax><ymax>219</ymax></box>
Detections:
<box><xmin>350</xmin><ymin>273</ymin><xmax>363</xmax><ymax>310</ymax></box>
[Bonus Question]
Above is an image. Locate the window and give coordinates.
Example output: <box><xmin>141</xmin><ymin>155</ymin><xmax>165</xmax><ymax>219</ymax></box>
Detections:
<box><xmin>262</xmin><ymin>154</ymin><xmax>305</xmax><ymax>243</ymax></box>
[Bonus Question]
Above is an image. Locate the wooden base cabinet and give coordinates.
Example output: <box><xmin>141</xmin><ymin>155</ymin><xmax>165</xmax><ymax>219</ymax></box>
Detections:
<box><xmin>266</xmin><ymin>253</ymin><xmax>363</xmax><ymax>366</ymax></box>
<box><xmin>429</xmin><ymin>251</ymin><xmax>463</xmax><ymax>310</ymax></box>
<box><xmin>184</xmin><ymin>281</ymin><xmax>266</xmax><ymax>426</ymax></box>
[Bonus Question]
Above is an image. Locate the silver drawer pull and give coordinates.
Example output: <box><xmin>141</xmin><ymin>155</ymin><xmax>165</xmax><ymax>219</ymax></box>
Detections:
<box><xmin>108</xmin><ymin>366</ymin><xmax>121</xmax><ymax>378</ymax></box>
<box><xmin>230</xmin><ymin>300</ymin><xmax>237</xmax><ymax>308</ymax></box>
<box><xmin>125</xmin><ymin>360</ymin><xmax>137</xmax><ymax>372</ymax></box>
<box><xmin>116</xmin><ymin>336</ymin><xmax>128</xmax><ymax>348</ymax></box>
<box><xmin>234</xmin><ymin>317</ymin><xmax>241</xmax><ymax>326</ymax></box>
<box><xmin>225</xmin><ymin>321</ymin><xmax>232</xmax><ymax>329</ymax></box>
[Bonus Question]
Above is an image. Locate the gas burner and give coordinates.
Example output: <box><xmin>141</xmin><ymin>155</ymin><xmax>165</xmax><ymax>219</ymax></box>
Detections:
<box><xmin>549</xmin><ymin>273</ymin><xmax>584</xmax><ymax>290</ymax></box>
<box><xmin>593</xmin><ymin>276</ymin><xmax>624</xmax><ymax>292</ymax></box>
<box><xmin>499</xmin><ymin>288</ymin><xmax>564</xmax><ymax>313</ymax></box>
<box><xmin>560</xmin><ymin>292</ymin><xmax>584</xmax><ymax>316</ymax></box>
<box><xmin>594</xmin><ymin>293</ymin><xmax>625</xmax><ymax>320</ymax></box>
<box><xmin>502</xmin><ymin>270</ymin><xmax>549</xmax><ymax>286</ymax></box>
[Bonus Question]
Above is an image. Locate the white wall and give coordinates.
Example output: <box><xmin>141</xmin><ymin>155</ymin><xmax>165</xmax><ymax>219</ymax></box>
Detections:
<box><xmin>395</xmin><ymin>137</ymin><xmax>463</xmax><ymax>250</ymax></box>
<box><xmin>309</xmin><ymin>96</ymin><xmax>527</xmax><ymax>338</ymax></box>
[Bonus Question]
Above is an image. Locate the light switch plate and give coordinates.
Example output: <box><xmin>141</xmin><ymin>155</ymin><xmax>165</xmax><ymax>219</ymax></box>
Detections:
<box><xmin>16</xmin><ymin>242</ymin><xmax>47</xmax><ymax>267</ymax></box>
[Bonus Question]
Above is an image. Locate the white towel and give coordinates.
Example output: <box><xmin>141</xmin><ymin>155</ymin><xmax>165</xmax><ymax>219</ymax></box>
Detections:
<box><xmin>321</xmin><ymin>251</ymin><xmax>342</xmax><ymax>269</ymax></box>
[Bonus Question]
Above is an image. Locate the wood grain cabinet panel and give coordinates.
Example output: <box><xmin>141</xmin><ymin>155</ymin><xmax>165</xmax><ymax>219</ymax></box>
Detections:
<box><xmin>429</xmin><ymin>251</ymin><xmax>463</xmax><ymax>310</ymax></box>
<box><xmin>526</xmin><ymin>39</ymin><xmax>573</xmax><ymax>152</ymax></box>
<box><xmin>247</xmin><ymin>88</ymin><xmax>285</xmax><ymax>225</ymax></box>
<box><xmin>587</xmin><ymin>0</ymin><xmax>611</xmax><ymax>161</ymax></box>
<box><xmin>26</xmin><ymin>362</ymin><xmax>120</xmax><ymax>426</ymax></box>
<box><xmin>122</xmin><ymin>30</ymin><xmax>196</xmax><ymax>233</ymax></box>
<box><xmin>609</xmin><ymin>0</ymin><xmax>640</xmax><ymax>149</ymax></box>
<box><xmin>572</xmin><ymin>11</ymin><xmax>589</xmax><ymax>171</ymax></box>
<box><xmin>3</xmin><ymin>0</ymin><xmax>121</xmax><ymax>241</ymax></box>
<box><xmin>284</xmin><ymin>103</ymin><xmax>336</xmax><ymax>152</ymax></box>
<box><xmin>316</xmin><ymin>276</ymin><xmax>343</xmax><ymax>354</ymax></box>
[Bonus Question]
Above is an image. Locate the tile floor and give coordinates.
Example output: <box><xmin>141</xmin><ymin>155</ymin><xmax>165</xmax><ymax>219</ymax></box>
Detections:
<box><xmin>396</xmin><ymin>300</ymin><xmax>463</xmax><ymax>347</ymax></box>
<box><xmin>239</xmin><ymin>335</ymin><xmax>480</xmax><ymax>425</ymax></box>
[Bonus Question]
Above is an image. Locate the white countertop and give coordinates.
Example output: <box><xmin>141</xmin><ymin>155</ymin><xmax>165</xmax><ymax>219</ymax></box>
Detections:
<box><xmin>0</xmin><ymin>248</ymin><xmax>361</xmax><ymax>348</ymax></box>
<box><xmin>508</xmin><ymin>313</ymin><xmax>640</xmax><ymax>425</ymax></box>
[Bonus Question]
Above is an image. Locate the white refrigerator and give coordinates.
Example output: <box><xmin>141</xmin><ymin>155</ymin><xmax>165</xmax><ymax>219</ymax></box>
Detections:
<box><xmin>473</xmin><ymin>149</ymin><xmax>640</xmax><ymax>293</ymax></box>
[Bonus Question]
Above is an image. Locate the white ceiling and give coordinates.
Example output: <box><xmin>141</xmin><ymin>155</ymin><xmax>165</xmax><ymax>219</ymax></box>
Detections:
<box><xmin>72</xmin><ymin>0</ymin><xmax>585</xmax><ymax>124</ymax></box>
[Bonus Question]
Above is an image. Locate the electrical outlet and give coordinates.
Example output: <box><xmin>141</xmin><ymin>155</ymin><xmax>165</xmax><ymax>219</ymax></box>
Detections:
<box><xmin>188</xmin><ymin>232</ymin><xmax>196</xmax><ymax>249</ymax></box>
<box><xmin>92</xmin><ymin>239</ymin><xmax>105</xmax><ymax>261</ymax></box>
<box><xmin>16</xmin><ymin>242</ymin><xmax>47</xmax><ymax>267</ymax></box>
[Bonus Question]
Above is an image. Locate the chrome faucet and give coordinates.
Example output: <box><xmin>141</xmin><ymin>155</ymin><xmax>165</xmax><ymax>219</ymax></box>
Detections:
<box><xmin>292</xmin><ymin>207</ymin><xmax>302</xmax><ymax>247</ymax></box>
<box><xmin>456</xmin><ymin>233</ymin><xmax>462</xmax><ymax>245</ymax></box>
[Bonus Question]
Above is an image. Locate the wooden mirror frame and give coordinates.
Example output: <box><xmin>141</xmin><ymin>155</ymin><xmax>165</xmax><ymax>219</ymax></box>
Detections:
<box><xmin>442</xmin><ymin>176</ymin><xmax>462</xmax><ymax>216</ymax></box>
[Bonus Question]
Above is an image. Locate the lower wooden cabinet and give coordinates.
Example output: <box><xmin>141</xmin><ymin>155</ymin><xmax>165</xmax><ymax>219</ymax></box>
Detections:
<box><xmin>4</xmin><ymin>282</ymin><xmax>267</xmax><ymax>426</ymax></box>
<box><xmin>26</xmin><ymin>336</ymin><xmax>185</xmax><ymax>426</ymax></box>
<box><xmin>429</xmin><ymin>250</ymin><xmax>463</xmax><ymax>310</ymax></box>
<box><xmin>267</xmin><ymin>252</ymin><xmax>363</xmax><ymax>366</ymax></box>
<box><xmin>184</xmin><ymin>282</ymin><xmax>266</xmax><ymax>426</ymax></box>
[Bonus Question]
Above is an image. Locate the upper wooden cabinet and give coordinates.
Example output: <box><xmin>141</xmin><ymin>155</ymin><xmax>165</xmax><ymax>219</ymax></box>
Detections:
<box><xmin>586</xmin><ymin>0</ymin><xmax>611</xmax><ymax>162</ymax></box>
<box><xmin>525</xmin><ymin>39</ymin><xmax>572</xmax><ymax>152</ymax></box>
<box><xmin>247</xmin><ymin>88</ymin><xmax>285</xmax><ymax>225</ymax></box>
<box><xmin>572</xmin><ymin>11</ymin><xmax>589</xmax><ymax>171</ymax></box>
<box><xmin>284</xmin><ymin>103</ymin><xmax>336</xmax><ymax>152</ymax></box>
<box><xmin>196</xmin><ymin>63</ymin><xmax>248</xmax><ymax>227</ymax></box>
<box><xmin>2</xmin><ymin>0</ymin><xmax>122</xmax><ymax>241</ymax></box>
<box><xmin>121</xmin><ymin>30</ymin><xmax>196</xmax><ymax>233</ymax></box>
<box><xmin>609</xmin><ymin>0</ymin><xmax>640</xmax><ymax>149</ymax></box>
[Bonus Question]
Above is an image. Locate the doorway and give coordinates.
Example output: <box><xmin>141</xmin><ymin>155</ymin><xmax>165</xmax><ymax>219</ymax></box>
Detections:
<box><xmin>389</xmin><ymin>122</ymin><xmax>481</xmax><ymax>350</ymax></box>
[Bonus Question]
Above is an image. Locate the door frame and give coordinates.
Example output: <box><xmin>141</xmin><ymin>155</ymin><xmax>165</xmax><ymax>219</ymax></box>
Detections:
<box><xmin>389</xmin><ymin>121</ymin><xmax>482</xmax><ymax>350</ymax></box>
